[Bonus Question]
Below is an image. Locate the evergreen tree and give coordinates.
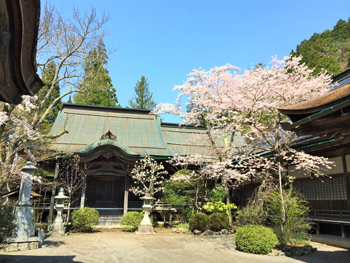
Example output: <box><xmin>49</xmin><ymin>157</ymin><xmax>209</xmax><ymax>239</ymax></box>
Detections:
<box><xmin>36</xmin><ymin>61</ymin><xmax>61</xmax><ymax>132</ymax></box>
<box><xmin>291</xmin><ymin>18</ymin><xmax>350</xmax><ymax>75</ymax></box>
<box><xmin>128</xmin><ymin>76</ymin><xmax>156</xmax><ymax>110</ymax></box>
<box><xmin>74</xmin><ymin>40</ymin><xmax>119</xmax><ymax>107</ymax></box>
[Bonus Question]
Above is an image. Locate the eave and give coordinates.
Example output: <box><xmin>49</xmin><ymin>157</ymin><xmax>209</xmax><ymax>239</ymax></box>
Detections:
<box><xmin>0</xmin><ymin>0</ymin><xmax>44</xmax><ymax>104</ymax></box>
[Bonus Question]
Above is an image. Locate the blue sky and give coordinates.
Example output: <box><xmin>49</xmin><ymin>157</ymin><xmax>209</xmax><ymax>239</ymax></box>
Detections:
<box><xmin>47</xmin><ymin>0</ymin><xmax>350</xmax><ymax>123</ymax></box>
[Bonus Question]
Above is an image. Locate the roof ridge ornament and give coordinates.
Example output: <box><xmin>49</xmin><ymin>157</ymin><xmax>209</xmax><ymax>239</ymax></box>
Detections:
<box><xmin>100</xmin><ymin>130</ymin><xmax>117</xmax><ymax>140</ymax></box>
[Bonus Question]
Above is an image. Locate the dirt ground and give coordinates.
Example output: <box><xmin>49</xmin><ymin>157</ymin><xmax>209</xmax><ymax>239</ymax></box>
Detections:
<box><xmin>0</xmin><ymin>228</ymin><xmax>349</xmax><ymax>263</ymax></box>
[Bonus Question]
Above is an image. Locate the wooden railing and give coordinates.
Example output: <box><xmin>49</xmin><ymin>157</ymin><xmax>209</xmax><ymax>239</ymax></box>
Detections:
<box><xmin>308</xmin><ymin>209</ymin><xmax>350</xmax><ymax>223</ymax></box>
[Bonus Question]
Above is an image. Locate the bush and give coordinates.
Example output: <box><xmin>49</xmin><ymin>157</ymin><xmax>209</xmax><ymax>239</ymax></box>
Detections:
<box><xmin>209</xmin><ymin>213</ymin><xmax>229</xmax><ymax>231</ymax></box>
<box><xmin>71</xmin><ymin>207</ymin><xmax>99</xmax><ymax>232</ymax></box>
<box><xmin>209</xmin><ymin>185</ymin><xmax>226</xmax><ymax>202</ymax></box>
<box><xmin>203</xmin><ymin>201</ymin><xmax>237</xmax><ymax>215</ymax></box>
<box><xmin>236</xmin><ymin>225</ymin><xmax>278</xmax><ymax>254</ymax></box>
<box><xmin>120</xmin><ymin>212</ymin><xmax>144</xmax><ymax>231</ymax></box>
<box><xmin>176</xmin><ymin>223</ymin><xmax>189</xmax><ymax>229</ymax></box>
<box><xmin>235</xmin><ymin>203</ymin><xmax>266</xmax><ymax>227</ymax></box>
<box><xmin>264</xmin><ymin>190</ymin><xmax>311</xmax><ymax>245</ymax></box>
<box><xmin>181</xmin><ymin>208</ymin><xmax>193</xmax><ymax>223</ymax></box>
<box><xmin>189</xmin><ymin>213</ymin><xmax>209</xmax><ymax>232</ymax></box>
<box><xmin>0</xmin><ymin>204</ymin><xmax>17</xmax><ymax>247</ymax></box>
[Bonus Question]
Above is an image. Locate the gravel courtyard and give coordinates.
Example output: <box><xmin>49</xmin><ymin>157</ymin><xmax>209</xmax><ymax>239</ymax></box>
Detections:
<box><xmin>1</xmin><ymin>229</ymin><xmax>349</xmax><ymax>263</ymax></box>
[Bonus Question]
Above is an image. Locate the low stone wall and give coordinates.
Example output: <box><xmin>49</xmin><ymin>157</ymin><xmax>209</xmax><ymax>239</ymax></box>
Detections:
<box><xmin>3</xmin><ymin>237</ymin><xmax>40</xmax><ymax>252</ymax></box>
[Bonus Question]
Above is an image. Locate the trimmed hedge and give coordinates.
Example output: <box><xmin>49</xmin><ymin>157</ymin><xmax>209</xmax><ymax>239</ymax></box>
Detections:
<box><xmin>209</xmin><ymin>212</ymin><xmax>229</xmax><ymax>231</ymax></box>
<box><xmin>189</xmin><ymin>213</ymin><xmax>209</xmax><ymax>232</ymax></box>
<box><xmin>120</xmin><ymin>212</ymin><xmax>144</xmax><ymax>231</ymax></box>
<box><xmin>71</xmin><ymin>207</ymin><xmax>99</xmax><ymax>233</ymax></box>
<box><xmin>235</xmin><ymin>225</ymin><xmax>278</xmax><ymax>254</ymax></box>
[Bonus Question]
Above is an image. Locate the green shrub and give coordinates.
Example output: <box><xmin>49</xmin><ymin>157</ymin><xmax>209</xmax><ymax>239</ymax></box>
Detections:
<box><xmin>209</xmin><ymin>212</ymin><xmax>229</xmax><ymax>231</ymax></box>
<box><xmin>176</xmin><ymin>223</ymin><xmax>189</xmax><ymax>229</ymax></box>
<box><xmin>264</xmin><ymin>190</ymin><xmax>311</xmax><ymax>245</ymax></box>
<box><xmin>235</xmin><ymin>203</ymin><xmax>266</xmax><ymax>227</ymax></box>
<box><xmin>0</xmin><ymin>204</ymin><xmax>16</xmax><ymax>247</ymax></box>
<box><xmin>120</xmin><ymin>212</ymin><xmax>144</xmax><ymax>231</ymax></box>
<box><xmin>209</xmin><ymin>185</ymin><xmax>226</xmax><ymax>202</ymax></box>
<box><xmin>189</xmin><ymin>213</ymin><xmax>209</xmax><ymax>232</ymax></box>
<box><xmin>71</xmin><ymin>207</ymin><xmax>99</xmax><ymax>233</ymax></box>
<box><xmin>203</xmin><ymin>201</ymin><xmax>237</xmax><ymax>215</ymax></box>
<box><xmin>181</xmin><ymin>208</ymin><xmax>193</xmax><ymax>223</ymax></box>
<box><xmin>236</xmin><ymin>225</ymin><xmax>278</xmax><ymax>254</ymax></box>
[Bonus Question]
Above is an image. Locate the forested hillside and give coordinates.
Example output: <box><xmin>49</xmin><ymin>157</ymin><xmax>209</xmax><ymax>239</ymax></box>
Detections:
<box><xmin>291</xmin><ymin>18</ymin><xmax>350</xmax><ymax>76</ymax></box>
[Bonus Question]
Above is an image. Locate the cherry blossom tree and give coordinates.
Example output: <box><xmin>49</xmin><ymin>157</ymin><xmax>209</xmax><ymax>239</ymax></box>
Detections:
<box><xmin>0</xmin><ymin>96</ymin><xmax>43</xmax><ymax>192</ymax></box>
<box><xmin>58</xmin><ymin>154</ymin><xmax>87</xmax><ymax>224</ymax></box>
<box><xmin>154</xmin><ymin>55</ymin><xmax>334</xmax><ymax>226</ymax></box>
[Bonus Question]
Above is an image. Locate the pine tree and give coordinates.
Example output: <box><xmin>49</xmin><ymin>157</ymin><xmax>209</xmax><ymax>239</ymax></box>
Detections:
<box><xmin>128</xmin><ymin>76</ymin><xmax>156</xmax><ymax>110</ymax></box>
<box><xmin>36</xmin><ymin>61</ymin><xmax>62</xmax><ymax>132</ymax></box>
<box><xmin>74</xmin><ymin>40</ymin><xmax>119</xmax><ymax>107</ymax></box>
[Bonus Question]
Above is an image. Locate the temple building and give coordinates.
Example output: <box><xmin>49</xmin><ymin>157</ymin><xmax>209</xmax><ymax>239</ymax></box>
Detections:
<box><xmin>40</xmin><ymin>103</ymin><xmax>245</xmax><ymax>224</ymax></box>
<box><xmin>278</xmin><ymin>69</ymin><xmax>350</xmax><ymax>238</ymax></box>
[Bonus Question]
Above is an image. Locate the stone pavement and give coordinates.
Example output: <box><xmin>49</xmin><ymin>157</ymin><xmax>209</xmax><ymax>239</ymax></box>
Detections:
<box><xmin>1</xmin><ymin>229</ymin><xmax>349</xmax><ymax>263</ymax></box>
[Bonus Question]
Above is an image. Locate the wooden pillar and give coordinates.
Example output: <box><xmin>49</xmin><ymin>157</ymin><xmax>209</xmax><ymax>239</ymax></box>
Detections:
<box><xmin>341</xmin><ymin>224</ymin><xmax>346</xmax><ymax>238</ymax></box>
<box><xmin>48</xmin><ymin>158</ymin><xmax>60</xmax><ymax>229</ymax></box>
<box><xmin>124</xmin><ymin>174</ymin><xmax>129</xmax><ymax>214</ymax></box>
<box><xmin>315</xmin><ymin>222</ymin><xmax>320</xmax><ymax>235</ymax></box>
<box><xmin>80</xmin><ymin>173</ymin><xmax>87</xmax><ymax>209</ymax></box>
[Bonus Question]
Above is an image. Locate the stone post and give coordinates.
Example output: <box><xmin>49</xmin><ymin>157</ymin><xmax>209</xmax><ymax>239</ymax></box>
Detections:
<box><xmin>50</xmin><ymin>187</ymin><xmax>68</xmax><ymax>236</ymax></box>
<box><xmin>48</xmin><ymin>158</ymin><xmax>60</xmax><ymax>229</ymax></box>
<box><xmin>123</xmin><ymin>174</ymin><xmax>129</xmax><ymax>214</ymax></box>
<box><xmin>136</xmin><ymin>189</ymin><xmax>155</xmax><ymax>235</ymax></box>
<box><xmin>15</xmin><ymin>161</ymin><xmax>37</xmax><ymax>238</ymax></box>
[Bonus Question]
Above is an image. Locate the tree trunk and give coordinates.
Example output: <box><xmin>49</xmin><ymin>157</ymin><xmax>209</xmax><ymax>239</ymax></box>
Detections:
<box><xmin>225</xmin><ymin>184</ymin><xmax>233</xmax><ymax>226</ymax></box>
<box><xmin>279</xmin><ymin>165</ymin><xmax>287</xmax><ymax>246</ymax></box>
<box><xmin>66</xmin><ymin>195</ymin><xmax>71</xmax><ymax>225</ymax></box>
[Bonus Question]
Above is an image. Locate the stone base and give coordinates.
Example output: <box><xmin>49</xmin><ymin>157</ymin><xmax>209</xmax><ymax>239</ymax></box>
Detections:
<box><xmin>15</xmin><ymin>221</ymin><xmax>36</xmax><ymax>238</ymax></box>
<box><xmin>136</xmin><ymin>223</ymin><xmax>156</xmax><ymax>235</ymax></box>
<box><xmin>50</xmin><ymin>222</ymin><xmax>66</xmax><ymax>236</ymax></box>
<box><xmin>4</xmin><ymin>237</ymin><xmax>39</xmax><ymax>252</ymax></box>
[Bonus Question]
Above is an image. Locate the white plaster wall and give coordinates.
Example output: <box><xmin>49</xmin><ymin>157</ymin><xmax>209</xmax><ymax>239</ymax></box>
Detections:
<box><xmin>288</xmin><ymin>165</ymin><xmax>311</xmax><ymax>179</ymax></box>
<box><xmin>345</xmin><ymin>155</ymin><xmax>350</xmax><ymax>173</ymax></box>
<box><xmin>325</xmin><ymin>156</ymin><xmax>343</xmax><ymax>175</ymax></box>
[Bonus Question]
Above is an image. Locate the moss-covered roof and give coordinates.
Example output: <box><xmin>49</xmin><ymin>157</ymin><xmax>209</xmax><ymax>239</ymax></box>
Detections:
<box><xmin>49</xmin><ymin>104</ymin><xmax>247</xmax><ymax>159</ymax></box>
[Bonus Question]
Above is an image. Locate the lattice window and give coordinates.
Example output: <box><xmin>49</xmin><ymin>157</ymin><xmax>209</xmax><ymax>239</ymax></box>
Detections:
<box><xmin>293</xmin><ymin>181</ymin><xmax>302</xmax><ymax>193</ymax></box>
<box><xmin>295</xmin><ymin>177</ymin><xmax>347</xmax><ymax>200</ymax></box>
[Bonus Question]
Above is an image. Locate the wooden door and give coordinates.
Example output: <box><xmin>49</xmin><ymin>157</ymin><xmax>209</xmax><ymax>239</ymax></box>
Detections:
<box><xmin>86</xmin><ymin>177</ymin><xmax>123</xmax><ymax>207</ymax></box>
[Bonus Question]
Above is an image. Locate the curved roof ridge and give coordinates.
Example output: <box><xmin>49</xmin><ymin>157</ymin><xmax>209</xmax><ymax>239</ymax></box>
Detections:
<box><xmin>279</xmin><ymin>84</ymin><xmax>350</xmax><ymax>115</ymax></box>
<box><xmin>77</xmin><ymin>139</ymin><xmax>140</xmax><ymax>156</ymax></box>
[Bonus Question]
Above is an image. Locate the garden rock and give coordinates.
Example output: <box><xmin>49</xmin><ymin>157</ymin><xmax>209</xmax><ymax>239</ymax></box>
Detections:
<box><xmin>193</xmin><ymin>230</ymin><xmax>201</xmax><ymax>235</ymax></box>
<box><xmin>220</xmin><ymin>229</ymin><xmax>228</xmax><ymax>235</ymax></box>
<box><xmin>268</xmin><ymin>249</ymin><xmax>285</xmax><ymax>256</ymax></box>
<box><xmin>172</xmin><ymin>228</ymin><xmax>188</xmax><ymax>234</ymax></box>
<box><xmin>282</xmin><ymin>245</ymin><xmax>317</xmax><ymax>257</ymax></box>
<box><xmin>201</xmin><ymin>230</ymin><xmax>213</xmax><ymax>236</ymax></box>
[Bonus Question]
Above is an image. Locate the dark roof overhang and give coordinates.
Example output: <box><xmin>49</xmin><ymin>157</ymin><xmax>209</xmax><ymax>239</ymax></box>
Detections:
<box><xmin>0</xmin><ymin>0</ymin><xmax>44</xmax><ymax>104</ymax></box>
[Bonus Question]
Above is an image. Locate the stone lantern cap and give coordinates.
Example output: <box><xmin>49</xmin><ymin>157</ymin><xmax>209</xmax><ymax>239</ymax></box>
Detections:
<box><xmin>55</xmin><ymin>188</ymin><xmax>68</xmax><ymax>200</ymax></box>
<box><xmin>21</xmin><ymin>161</ymin><xmax>38</xmax><ymax>172</ymax></box>
<box><xmin>140</xmin><ymin>189</ymin><xmax>155</xmax><ymax>201</ymax></box>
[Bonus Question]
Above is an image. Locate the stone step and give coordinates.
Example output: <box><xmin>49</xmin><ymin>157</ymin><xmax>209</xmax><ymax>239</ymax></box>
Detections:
<box><xmin>99</xmin><ymin>215</ymin><xmax>122</xmax><ymax>220</ymax></box>
<box><xmin>95</xmin><ymin>209</ymin><xmax>123</xmax><ymax>216</ymax></box>
<box><xmin>98</xmin><ymin>219</ymin><xmax>121</xmax><ymax>226</ymax></box>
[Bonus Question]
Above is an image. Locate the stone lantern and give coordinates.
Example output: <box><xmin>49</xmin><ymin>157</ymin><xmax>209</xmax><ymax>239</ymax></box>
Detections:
<box><xmin>137</xmin><ymin>189</ymin><xmax>156</xmax><ymax>234</ymax></box>
<box><xmin>7</xmin><ymin>161</ymin><xmax>41</xmax><ymax>251</ymax></box>
<box><xmin>15</xmin><ymin>161</ymin><xmax>37</xmax><ymax>238</ymax></box>
<box><xmin>50</xmin><ymin>187</ymin><xmax>68</xmax><ymax>236</ymax></box>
